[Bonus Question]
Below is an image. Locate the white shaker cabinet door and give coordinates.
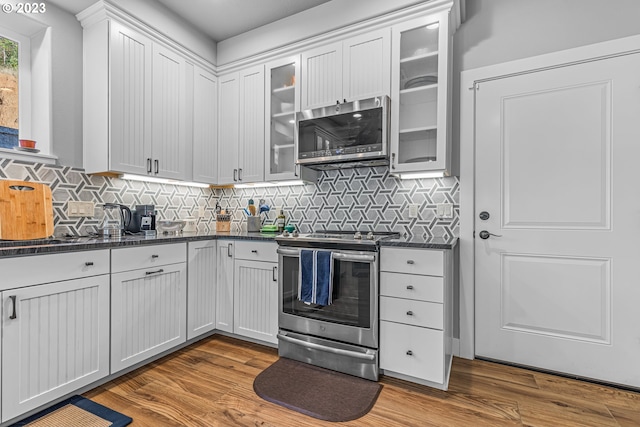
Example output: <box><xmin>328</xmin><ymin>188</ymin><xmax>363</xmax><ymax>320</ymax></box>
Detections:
<box><xmin>233</xmin><ymin>259</ymin><xmax>278</xmax><ymax>344</ymax></box>
<box><xmin>301</xmin><ymin>42</ymin><xmax>343</xmax><ymax>110</ymax></box>
<box><xmin>217</xmin><ymin>73</ymin><xmax>240</xmax><ymax>185</ymax></box>
<box><xmin>343</xmin><ymin>28</ymin><xmax>391</xmax><ymax>101</ymax></box>
<box><xmin>111</xmin><ymin>263</ymin><xmax>187</xmax><ymax>374</ymax></box>
<box><xmin>109</xmin><ymin>20</ymin><xmax>153</xmax><ymax>175</ymax></box>
<box><xmin>216</xmin><ymin>240</ymin><xmax>235</xmax><ymax>332</ymax></box>
<box><xmin>192</xmin><ymin>66</ymin><xmax>218</xmax><ymax>184</ymax></box>
<box><xmin>238</xmin><ymin>65</ymin><xmax>265</xmax><ymax>183</ymax></box>
<box><xmin>152</xmin><ymin>43</ymin><xmax>189</xmax><ymax>180</ymax></box>
<box><xmin>2</xmin><ymin>276</ymin><xmax>110</xmax><ymax>422</ymax></box>
<box><xmin>187</xmin><ymin>241</ymin><xmax>217</xmax><ymax>340</ymax></box>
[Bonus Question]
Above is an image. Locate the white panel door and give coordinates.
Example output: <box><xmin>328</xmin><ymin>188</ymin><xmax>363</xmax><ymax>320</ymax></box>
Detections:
<box><xmin>238</xmin><ymin>65</ymin><xmax>265</xmax><ymax>183</ymax></box>
<box><xmin>192</xmin><ymin>66</ymin><xmax>218</xmax><ymax>184</ymax></box>
<box><xmin>111</xmin><ymin>263</ymin><xmax>187</xmax><ymax>374</ymax></box>
<box><xmin>152</xmin><ymin>43</ymin><xmax>188</xmax><ymax>180</ymax></box>
<box><xmin>110</xmin><ymin>21</ymin><xmax>152</xmax><ymax>175</ymax></box>
<box><xmin>216</xmin><ymin>240</ymin><xmax>234</xmax><ymax>332</ymax></box>
<box><xmin>475</xmin><ymin>53</ymin><xmax>640</xmax><ymax>388</ymax></box>
<box><xmin>187</xmin><ymin>241</ymin><xmax>217</xmax><ymax>340</ymax></box>
<box><xmin>217</xmin><ymin>73</ymin><xmax>239</xmax><ymax>184</ymax></box>
<box><xmin>301</xmin><ymin>42</ymin><xmax>342</xmax><ymax>110</ymax></box>
<box><xmin>343</xmin><ymin>28</ymin><xmax>390</xmax><ymax>101</ymax></box>
<box><xmin>233</xmin><ymin>259</ymin><xmax>278</xmax><ymax>344</ymax></box>
<box><xmin>2</xmin><ymin>276</ymin><xmax>110</xmax><ymax>422</ymax></box>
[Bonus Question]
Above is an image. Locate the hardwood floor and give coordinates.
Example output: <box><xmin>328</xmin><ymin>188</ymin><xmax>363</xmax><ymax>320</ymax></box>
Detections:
<box><xmin>84</xmin><ymin>335</ymin><xmax>640</xmax><ymax>426</ymax></box>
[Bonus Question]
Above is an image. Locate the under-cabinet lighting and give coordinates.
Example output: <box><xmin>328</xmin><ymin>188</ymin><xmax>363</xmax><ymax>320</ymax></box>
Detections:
<box><xmin>353</xmin><ymin>113</ymin><xmax>362</xmax><ymax>118</ymax></box>
<box><xmin>395</xmin><ymin>171</ymin><xmax>445</xmax><ymax>180</ymax></box>
<box><xmin>289</xmin><ymin>119</ymin><xmax>295</xmax><ymax>124</ymax></box>
<box><xmin>426</xmin><ymin>22</ymin><xmax>440</xmax><ymax>30</ymax></box>
<box><xmin>121</xmin><ymin>174</ymin><xmax>210</xmax><ymax>188</ymax></box>
<box><xmin>235</xmin><ymin>180</ymin><xmax>306</xmax><ymax>189</ymax></box>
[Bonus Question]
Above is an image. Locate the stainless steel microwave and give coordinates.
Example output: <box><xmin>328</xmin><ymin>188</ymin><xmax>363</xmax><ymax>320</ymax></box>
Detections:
<box><xmin>296</xmin><ymin>96</ymin><xmax>389</xmax><ymax>170</ymax></box>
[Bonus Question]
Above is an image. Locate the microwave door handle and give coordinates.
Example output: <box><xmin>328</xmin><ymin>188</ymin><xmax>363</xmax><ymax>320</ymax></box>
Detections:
<box><xmin>332</xmin><ymin>253</ymin><xmax>375</xmax><ymax>263</ymax></box>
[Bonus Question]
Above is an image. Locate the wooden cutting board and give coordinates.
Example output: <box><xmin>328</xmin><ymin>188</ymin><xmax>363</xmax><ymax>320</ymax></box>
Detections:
<box><xmin>0</xmin><ymin>180</ymin><xmax>54</xmax><ymax>240</ymax></box>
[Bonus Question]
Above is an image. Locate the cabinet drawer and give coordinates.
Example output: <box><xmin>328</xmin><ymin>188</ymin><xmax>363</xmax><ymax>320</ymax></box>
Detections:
<box><xmin>234</xmin><ymin>240</ymin><xmax>277</xmax><ymax>263</ymax></box>
<box><xmin>111</xmin><ymin>243</ymin><xmax>186</xmax><ymax>273</ymax></box>
<box><xmin>381</xmin><ymin>247</ymin><xmax>443</xmax><ymax>276</ymax></box>
<box><xmin>380</xmin><ymin>272</ymin><xmax>443</xmax><ymax>303</ymax></box>
<box><xmin>0</xmin><ymin>250</ymin><xmax>109</xmax><ymax>291</ymax></box>
<box><xmin>380</xmin><ymin>296</ymin><xmax>443</xmax><ymax>329</ymax></box>
<box><xmin>380</xmin><ymin>320</ymin><xmax>444</xmax><ymax>384</ymax></box>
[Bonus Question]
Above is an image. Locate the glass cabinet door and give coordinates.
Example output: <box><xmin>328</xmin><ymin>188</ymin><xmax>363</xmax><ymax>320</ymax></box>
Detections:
<box><xmin>265</xmin><ymin>56</ymin><xmax>299</xmax><ymax>181</ymax></box>
<box><xmin>390</xmin><ymin>12</ymin><xmax>451</xmax><ymax>176</ymax></box>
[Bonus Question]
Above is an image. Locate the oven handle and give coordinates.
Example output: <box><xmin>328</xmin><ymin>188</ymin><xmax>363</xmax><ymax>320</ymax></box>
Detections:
<box><xmin>277</xmin><ymin>247</ymin><xmax>375</xmax><ymax>263</ymax></box>
<box><xmin>277</xmin><ymin>247</ymin><xmax>300</xmax><ymax>256</ymax></box>
<box><xmin>277</xmin><ymin>332</ymin><xmax>376</xmax><ymax>361</ymax></box>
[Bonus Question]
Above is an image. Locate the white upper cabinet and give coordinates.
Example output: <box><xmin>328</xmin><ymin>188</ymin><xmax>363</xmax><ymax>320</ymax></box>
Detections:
<box><xmin>152</xmin><ymin>43</ymin><xmax>189</xmax><ymax>180</ymax></box>
<box><xmin>390</xmin><ymin>11</ymin><xmax>452</xmax><ymax>176</ymax></box>
<box><xmin>192</xmin><ymin>66</ymin><xmax>218</xmax><ymax>183</ymax></box>
<box><xmin>264</xmin><ymin>56</ymin><xmax>319</xmax><ymax>183</ymax></box>
<box><xmin>301</xmin><ymin>28</ymin><xmax>390</xmax><ymax>110</ymax></box>
<box><xmin>108</xmin><ymin>20</ymin><xmax>153</xmax><ymax>176</ymax></box>
<box><xmin>217</xmin><ymin>66</ymin><xmax>265</xmax><ymax>185</ymax></box>
<box><xmin>80</xmin><ymin>10</ymin><xmax>215</xmax><ymax>181</ymax></box>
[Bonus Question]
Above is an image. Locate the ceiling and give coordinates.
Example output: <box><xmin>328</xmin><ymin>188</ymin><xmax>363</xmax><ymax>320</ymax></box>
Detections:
<box><xmin>47</xmin><ymin>0</ymin><xmax>332</xmax><ymax>42</ymax></box>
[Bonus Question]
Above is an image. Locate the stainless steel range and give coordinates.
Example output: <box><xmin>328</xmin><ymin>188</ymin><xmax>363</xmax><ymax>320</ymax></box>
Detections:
<box><xmin>275</xmin><ymin>230</ymin><xmax>399</xmax><ymax>381</ymax></box>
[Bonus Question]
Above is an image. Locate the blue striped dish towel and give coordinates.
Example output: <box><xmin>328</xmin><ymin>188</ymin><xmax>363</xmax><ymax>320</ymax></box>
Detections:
<box><xmin>298</xmin><ymin>250</ymin><xmax>333</xmax><ymax>306</ymax></box>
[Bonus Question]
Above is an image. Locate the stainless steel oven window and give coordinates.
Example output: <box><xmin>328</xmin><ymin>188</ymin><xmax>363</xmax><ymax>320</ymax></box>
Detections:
<box><xmin>280</xmin><ymin>250</ymin><xmax>373</xmax><ymax>328</ymax></box>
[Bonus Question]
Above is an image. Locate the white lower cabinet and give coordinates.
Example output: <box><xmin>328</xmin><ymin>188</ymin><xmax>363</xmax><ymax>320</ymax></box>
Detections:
<box><xmin>215</xmin><ymin>240</ymin><xmax>278</xmax><ymax>344</ymax></box>
<box><xmin>187</xmin><ymin>240</ymin><xmax>217</xmax><ymax>340</ymax></box>
<box><xmin>216</xmin><ymin>240</ymin><xmax>235</xmax><ymax>332</ymax></box>
<box><xmin>379</xmin><ymin>246</ymin><xmax>453</xmax><ymax>390</ymax></box>
<box><xmin>111</xmin><ymin>243</ymin><xmax>187</xmax><ymax>374</ymax></box>
<box><xmin>233</xmin><ymin>258</ymin><xmax>278</xmax><ymax>344</ymax></box>
<box><xmin>0</xmin><ymin>251</ymin><xmax>110</xmax><ymax>422</ymax></box>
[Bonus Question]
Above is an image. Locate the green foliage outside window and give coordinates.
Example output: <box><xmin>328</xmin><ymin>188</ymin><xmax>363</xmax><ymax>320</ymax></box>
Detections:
<box><xmin>0</xmin><ymin>37</ymin><xmax>18</xmax><ymax>71</ymax></box>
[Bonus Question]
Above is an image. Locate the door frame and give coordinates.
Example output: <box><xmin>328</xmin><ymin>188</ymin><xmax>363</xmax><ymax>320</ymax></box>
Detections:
<box><xmin>459</xmin><ymin>34</ymin><xmax>640</xmax><ymax>360</ymax></box>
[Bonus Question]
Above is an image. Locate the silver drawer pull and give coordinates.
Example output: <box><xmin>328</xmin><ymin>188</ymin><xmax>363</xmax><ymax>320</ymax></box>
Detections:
<box><xmin>406</xmin><ymin>350</ymin><xmax>413</xmax><ymax>356</ymax></box>
<box><xmin>151</xmin><ymin>254</ymin><xmax>159</xmax><ymax>259</ymax></box>
<box><xmin>406</xmin><ymin>260</ymin><xmax>415</xmax><ymax>265</ymax></box>
<box><xmin>251</xmin><ymin>250</ymin><xmax>258</xmax><ymax>253</ymax></box>
<box><xmin>406</xmin><ymin>311</ymin><xmax>414</xmax><ymax>316</ymax></box>
<box><xmin>406</xmin><ymin>285</ymin><xmax>414</xmax><ymax>290</ymax></box>
<box><xmin>85</xmin><ymin>261</ymin><xmax>94</xmax><ymax>266</ymax></box>
<box><xmin>145</xmin><ymin>269</ymin><xmax>164</xmax><ymax>276</ymax></box>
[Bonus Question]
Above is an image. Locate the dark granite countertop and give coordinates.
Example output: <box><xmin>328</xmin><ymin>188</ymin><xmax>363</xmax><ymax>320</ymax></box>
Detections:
<box><xmin>380</xmin><ymin>235</ymin><xmax>458</xmax><ymax>250</ymax></box>
<box><xmin>0</xmin><ymin>231</ymin><xmax>279</xmax><ymax>258</ymax></box>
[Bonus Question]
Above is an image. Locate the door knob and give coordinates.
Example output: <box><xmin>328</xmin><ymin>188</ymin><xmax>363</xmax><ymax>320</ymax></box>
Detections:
<box><xmin>479</xmin><ymin>230</ymin><xmax>502</xmax><ymax>240</ymax></box>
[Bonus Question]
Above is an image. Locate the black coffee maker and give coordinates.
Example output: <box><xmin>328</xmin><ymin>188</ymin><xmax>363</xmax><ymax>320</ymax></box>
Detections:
<box><xmin>127</xmin><ymin>205</ymin><xmax>156</xmax><ymax>233</ymax></box>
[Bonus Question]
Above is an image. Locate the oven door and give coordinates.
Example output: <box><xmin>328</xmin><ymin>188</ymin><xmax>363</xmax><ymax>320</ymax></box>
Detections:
<box><xmin>277</xmin><ymin>246</ymin><xmax>378</xmax><ymax>349</ymax></box>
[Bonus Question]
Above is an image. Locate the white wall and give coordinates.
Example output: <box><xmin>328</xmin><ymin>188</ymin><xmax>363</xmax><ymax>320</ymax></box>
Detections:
<box><xmin>108</xmin><ymin>0</ymin><xmax>216</xmax><ymax>64</ymax></box>
<box><xmin>216</xmin><ymin>0</ymin><xmax>427</xmax><ymax>65</ymax></box>
<box><xmin>450</xmin><ymin>0</ymin><xmax>640</xmax><ymax>175</ymax></box>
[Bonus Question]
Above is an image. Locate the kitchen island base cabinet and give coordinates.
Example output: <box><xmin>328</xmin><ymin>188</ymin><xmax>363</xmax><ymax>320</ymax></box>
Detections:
<box><xmin>111</xmin><ymin>244</ymin><xmax>187</xmax><ymax>374</ymax></box>
<box><xmin>1</xmin><ymin>276</ymin><xmax>110</xmax><ymax>422</ymax></box>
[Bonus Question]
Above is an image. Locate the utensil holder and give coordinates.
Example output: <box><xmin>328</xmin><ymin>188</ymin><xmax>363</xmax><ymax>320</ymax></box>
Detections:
<box><xmin>247</xmin><ymin>216</ymin><xmax>261</xmax><ymax>232</ymax></box>
<box><xmin>216</xmin><ymin>214</ymin><xmax>231</xmax><ymax>232</ymax></box>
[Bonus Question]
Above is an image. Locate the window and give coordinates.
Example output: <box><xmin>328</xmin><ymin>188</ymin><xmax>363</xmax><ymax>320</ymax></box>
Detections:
<box><xmin>0</xmin><ymin>35</ymin><xmax>19</xmax><ymax>149</ymax></box>
<box><xmin>0</xmin><ymin>12</ymin><xmax>51</xmax><ymax>158</ymax></box>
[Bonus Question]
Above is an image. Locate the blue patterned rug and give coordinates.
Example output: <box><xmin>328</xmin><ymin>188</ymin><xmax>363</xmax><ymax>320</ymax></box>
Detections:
<box><xmin>9</xmin><ymin>395</ymin><xmax>132</xmax><ymax>427</ymax></box>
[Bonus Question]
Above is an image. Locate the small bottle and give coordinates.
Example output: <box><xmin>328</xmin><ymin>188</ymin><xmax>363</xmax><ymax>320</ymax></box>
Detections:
<box><xmin>277</xmin><ymin>210</ymin><xmax>286</xmax><ymax>232</ymax></box>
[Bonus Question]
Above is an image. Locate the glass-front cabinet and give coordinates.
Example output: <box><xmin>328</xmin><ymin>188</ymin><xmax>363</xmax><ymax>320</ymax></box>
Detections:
<box><xmin>265</xmin><ymin>56</ymin><xmax>318</xmax><ymax>183</ymax></box>
<box><xmin>390</xmin><ymin>11</ymin><xmax>451</xmax><ymax>176</ymax></box>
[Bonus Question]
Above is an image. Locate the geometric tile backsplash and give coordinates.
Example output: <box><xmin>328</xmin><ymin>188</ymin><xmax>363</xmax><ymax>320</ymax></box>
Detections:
<box><xmin>0</xmin><ymin>158</ymin><xmax>459</xmax><ymax>238</ymax></box>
